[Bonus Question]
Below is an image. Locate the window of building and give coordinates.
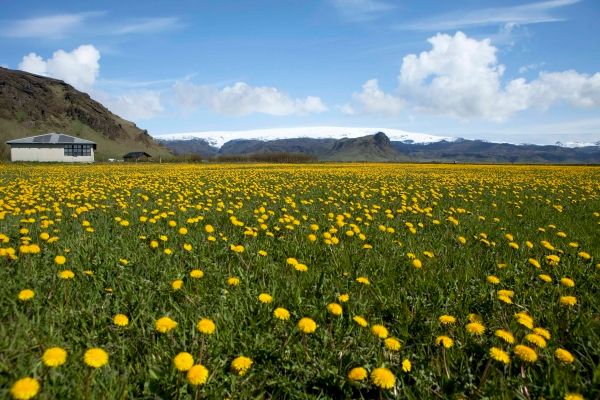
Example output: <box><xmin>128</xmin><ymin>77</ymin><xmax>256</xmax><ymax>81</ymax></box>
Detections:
<box><xmin>64</xmin><ymin>144</ymin><xmax>92</xmax><ymax>156</ymax></box>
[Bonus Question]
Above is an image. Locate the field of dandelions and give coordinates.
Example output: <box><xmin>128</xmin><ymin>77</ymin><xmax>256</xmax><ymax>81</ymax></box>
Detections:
<box><xmin>1</xmin><ymin>163</ymin><xmax>599</xmax><ymax>399</ymax></box>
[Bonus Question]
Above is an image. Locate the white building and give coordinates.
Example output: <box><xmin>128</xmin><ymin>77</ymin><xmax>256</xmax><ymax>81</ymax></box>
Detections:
<box><xmin>6</xmin><ymin>133</ymin><xmax>96</xmax><ymax>162</ymax></box>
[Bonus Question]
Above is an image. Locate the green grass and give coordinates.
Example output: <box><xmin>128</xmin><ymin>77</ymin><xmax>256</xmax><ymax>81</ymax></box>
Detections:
<box><xmin>1</xmin><ymin>163</ymin><xmax>599</xmax><ymax>399</ymax></box>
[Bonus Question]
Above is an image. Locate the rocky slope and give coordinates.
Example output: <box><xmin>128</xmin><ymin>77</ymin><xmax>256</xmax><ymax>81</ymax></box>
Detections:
<box><xmin>0</xmin><ymin>67</ymin><xmax>171</xmax><ymax>160</ymax></box>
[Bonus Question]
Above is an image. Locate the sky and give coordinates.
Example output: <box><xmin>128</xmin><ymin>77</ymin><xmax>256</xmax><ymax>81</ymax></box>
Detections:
<box><xmin>1</xmin><ymin>0</ymin><xmax>600</xmax><ymax>144</ymax></box>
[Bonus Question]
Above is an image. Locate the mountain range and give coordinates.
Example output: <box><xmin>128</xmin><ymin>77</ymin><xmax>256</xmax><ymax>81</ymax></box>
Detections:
<box><xmin>1</xmin><ymin>66</ymin><xmax>598</xmax><ymax>163</ymax></box>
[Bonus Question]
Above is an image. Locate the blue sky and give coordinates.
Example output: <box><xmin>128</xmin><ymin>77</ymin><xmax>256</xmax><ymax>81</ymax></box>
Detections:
<box><xmin>1</xmin><ymin>0</ymin><xmax>599</xmax><ymax>144</ymax></box>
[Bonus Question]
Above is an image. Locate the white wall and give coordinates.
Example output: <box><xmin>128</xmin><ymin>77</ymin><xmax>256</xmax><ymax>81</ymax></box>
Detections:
<box><xmin>10</xmin><ymin>145</ymin><xmax>94</xmax><ymax>162</ymax></box>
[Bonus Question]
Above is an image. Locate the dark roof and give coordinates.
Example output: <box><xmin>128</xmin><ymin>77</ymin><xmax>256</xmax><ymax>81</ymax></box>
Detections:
<box><xmin>123</xmin><ymin>151</ymin><xmax>152</xmax><ymax>158</ymax></box>
<box><xmin>6</xmin><ymin>133</ymin><xmax>96</xmax><ymax>146</ymax></box>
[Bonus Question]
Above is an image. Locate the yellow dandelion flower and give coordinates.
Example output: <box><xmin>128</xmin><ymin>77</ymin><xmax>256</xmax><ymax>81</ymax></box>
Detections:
<box><xmin>173</xmin><ymin>352</ymin><xmax>194</xmax><ymax>371</ymax></box>
<box><xmin>487</xmin><ymin>275</ymin><xmax>500</xmax><ymax>284</ymax></box>
<box><xmin>294</xmin><ymin>263</ymin><xmax>308</xmax><ymax>272</ymax></box>
<box><xmin>555</xmin><ymin>348</ymin><xmax>575</xmax><ymax>364</ymax></box>
<box><xmin>297</xmin><ymin>317</ymin><xmax>317</xmax><ymax>334</ymax></box>
<box><xmin>58</xmin><ymin>270</ymin><xmax>74</xmax><ymax>279</ymax></box>
<box><xmin>466</xmin><ymin>322</ymin><xmax>486</xmax><ymax>336</ymax></box>
<box><xmin>412</xmin><ymin>259</ymin><xmax>422</xmax><ymax>269</ymax></box>
<box><xmin>497</xmin><ymin>289</ymin><xmax>514</xmax><ymax>298</ymax></box>
<box><xmin>498</xmin><ymin>294</ymin><xmax>513</xmax><ymax>304</ymax></box>
<box><xmin>564</xmin><ymin>394</ymin><xmax>584</xmax><ymax>400</ymax></box>
<box><xmin>560</xmin><ymin>296</ymin><xmax>577</xmax><ymax>307</ymax></box>
<box><xmin>402</xmin><ymin>359</ymin><xmax>411</xmax><ymax>372</ymax></box>
<box><xmin>54</xmin><ymin>255</ymin><xmax>66</xmax><ymax>265</ymax></box>
<box><xmin>171</xmin><ymin>279</ymin><xmax>183</xmax><ymax>290</ymax></box>
<box><xmin>371</xmin><ymin>324</ymin><xmax>388</xmax><ymax>339</ymax></box>
<box><xmin>560</xmin><ymin>277</ymin><xmax>575</xmax><ymax>287</ymax></box>
<box><xmin>258</xmin><ymin>293</ymin><xmax>273</xmax><ymax>303</ymax></box>
<box><xmin>231</xmin><ymin>356</ymin><xmax>253</xmax><ymax>376</ymax></box>
<box><xmin>83</xmin><ymin>348</ymin><xmax>108</xmax><ymax>368</ymax></box>
<box><xmin>489</xmin><ymin>347</ymin><xmax>510</xmax><ymax>364</ymax></box>
<box><xmin>18</xmin><ymin>289</ymin><xmax>35</xmax><ymax>301</ymax></box>
<box><xmin>347</xmin><ymin>367</ymin><xmax>368</xmax><ymax>381</ymax></box>
<box><xmin>190</xmin><ymin>269</ymin><xmax>204</xmax><ymax>279</ymax></box>
<box><xmin>227</xmin><ymin>277</ymin><xmax>240</xmax><ymax>286</ymax></box>
<box><xmin>338</xmin><ymin>294</ymin><xmax>349</xmax><ymax>302</ymax></box>
<box><xmin>204</xmin><ymin>224</ymin><xmax>214</xmax><ymax>233</ymax></box>
<box><xmin>42</xmin><ymin>347</ymin><xmax>67</xmax><ymax>367</ymax></box>
<box><xmin>353</xmin><ymin>315</ymin><xmax>368</xmax><ymax>327</ymax></box>
<box><xmin>438</xmin><ymin>315</ymin><xmax>456</xmax><ymax>325</ymax></box>
<box><xmin>435</xmin><ymin>335</ymin><xmax>454</xmax><ymax>348</ymax></box>
<box><xmin>371</xmin><ymin>367</ymin><xmax>395</xmax><ymax>390</ymax></box>
<box><xmin>533</xmin><ymin>327</ymin><xmax>551</xmax><ymax>340</ymax></box>
<box><xmin>495</xmin><ymin>329</ymin><xmax>515</xmax><ymax>344</ymax></box>
<box><xmin>155</xmin><ymin>317</ymin><xmax>177</xmax><ymax>333</ymax></box>
<box><xmin>196</xmin><ymin>318</ymin><xmax>216</xmax><ymax>335</ymax></box>
<box><xmin>539</xmin><ymin>274</ymin><xmax>552</xmax><ymax>283</ymax></box>
<box><xmin>10</xmin><ymin>377</ymin><xmax>40</xmax><ymax>400</ymax></box>
<box><xmin>528</xmin><ymin>258</ymin><xmax>541</xmax><ymax>268</ymax></box>
<box><xmin>384</xmin><ymin>337</ymin><xmax>401</xmax><ymax>351</ymax></box>
<box><xmin>356</xmin><ymin>276</ymin><xmax>370</xmax><ymax>285</ymax></box>
<box><xmin>514</xmin><ymin>344</ymin><xmax>537</xmax><ymax>363</ymax></box>
<box><xmin>327</xmin><ymin>303</ymin><xmax>343</xmax><ymax>316</ymax></box>
<box><xmin>113</xmin><ymin>314</ymin><xmax>129</xmax><ymax>327</ymax></box>
<box><xmin>187</xmin><ymin>364</ymin><xmax>209</xmax><ymax>385</ymax></box>
<box><xmin>577</xmin><ymin>251</ymin><xmax>591</xmax><ymax>260</ymax></box>
<box><xmin>273</xmin><ymin>307</ymin><xmax>290</xmax><ymax>320</ymax></box>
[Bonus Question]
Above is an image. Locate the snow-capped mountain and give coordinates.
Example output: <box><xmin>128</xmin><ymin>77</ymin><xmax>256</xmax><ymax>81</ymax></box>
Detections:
<box><xmin>555</xmin><ymin>141</ymin><xmax>600</xmax><ymax>148</ymax></box>
<box><xmin>155</xmin><ymin>126</ymin><xmax>454</xmax><ymax>148</ymax></box>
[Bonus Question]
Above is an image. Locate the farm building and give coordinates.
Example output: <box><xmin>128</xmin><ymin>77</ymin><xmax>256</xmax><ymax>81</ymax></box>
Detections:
<box><xmin>6</xmin><ymin>133</ymin><xmax>96</xmax><ymax>162</ymax></box>
<box><xmin>123</xmin><ymin>151</ymin><xmax>152</xmax><ymax>162</ymax></box>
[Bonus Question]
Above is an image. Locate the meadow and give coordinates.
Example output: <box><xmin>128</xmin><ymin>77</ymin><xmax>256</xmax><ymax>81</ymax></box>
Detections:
<box><xmin>1</xmin><ymin>163</ymin><xmax>599</xmax><ymax>399</ymax></box>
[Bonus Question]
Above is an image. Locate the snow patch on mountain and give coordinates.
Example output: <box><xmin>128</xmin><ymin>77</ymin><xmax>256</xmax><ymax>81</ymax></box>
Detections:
<box><xmin>155</xmin><ymin>126</ymin><xmax>454</xmax><ymax>148</ymax></box>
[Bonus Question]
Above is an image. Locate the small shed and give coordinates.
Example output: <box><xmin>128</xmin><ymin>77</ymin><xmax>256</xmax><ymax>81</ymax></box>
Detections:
<box><xmin>123</xmin><ymin>151</ymin><xmax>152</xmax><ymax>162</ymax></box>
<box><xmin>6</xmin><ymin>133</ymin><xmax>96</xmax><ymax>162</ymax></box>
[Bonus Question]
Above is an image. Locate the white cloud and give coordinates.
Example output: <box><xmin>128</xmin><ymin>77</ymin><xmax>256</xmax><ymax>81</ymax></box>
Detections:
<box><xmin>113</xmin><ymin>17</ymin><xmax>180</xmax><ymax>34</ymax></box>
<box><xmin>2</xmin><ymin>12</ymin><xmax>102</xmax><ymax>38</ymax></box>
<box><xmin>400</xmin><ymin>0</ymin><xmax>579</xmax><ymax>31</ymax></box>
<box><xmin>330</xmin><ymin>0</ymin><xmax>393</xmax><ymax>22</ymax></box>
<box><xmin>18</xmin><ymin>45</ymin><xmax>100</xmax><ymax>91</ymax></box>
<box><xmin>341</xmin><ymin>79</ymin><xmax>404</xmax><ymax>116</ymax></box>
<box><xmin>173</xmin><ymin>81</ymin><xmax>327</xmax><ymax>116</ymax></box>
<box><xmin>98</xmin><ymin>91</ymin><xmax>164</xmax><ymax>120</ymax></box>
<box><xmin>397</xmin><ymin>31</ymin><xmax>600</xmax><ymax>121</ymax></box>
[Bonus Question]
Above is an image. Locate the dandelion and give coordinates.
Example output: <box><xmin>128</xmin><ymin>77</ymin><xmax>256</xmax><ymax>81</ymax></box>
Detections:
<box><xmin>412</xmin><ymin>259</ymin><xmax>422</xmax><ymax>268</ymax></box>
<box><xmin>10</xmin><ymin>377</ymin><xmax>39</xmax><ymax>400</ymax></box>
<box><xmin>356</xmin><ymin>276</ymin><xmax>370</xmax><ymax>285</ymax></box>
<box><xmin>555</xmin><ymin>348</ymin><xmax>575</xmax><ymax>364</ymax></box>
<box><xmin>196</xmin><ymin>318</ymin><xmax>216</xmax><ymax>334</ymax></box>
<box><xmin>204</xmin><ymin>224</ymin><xmax>214</xmax><ymax>233</ymax></box>
<box><xmin>533</xmin><ymin>327</ymin><xmax>551</xmax><ymax>340</ymax></box>
<box><xmin>190</xmin><ymin>269</ymin><xmax>204</xmax><ymax>279</ymax></box>
<box><xmin>187</xmin><ymin>364</ymin><xmax>209</xmax><ymax>385</ymax></box>
<box><xmin>560</xmin><ymin>296</ymin><xmax>577</xmax><ymax>307</ymax></box>
<box><xmin>327</xmin><ymin>303</ymin><xmax>343</xmax><ymax>316</ymax></box>
<box><xmin>273</xmin><ymin>307</ymin><xmax>290</xmax><ymax>320</ymax></box>
<box><xmin>564</xmin><ymin>394</ymin><xmax>584</xmax><ymax>400</ymax></box>
<box><xmin>402</xmin><ymin>359</ymin><xmax>411</xmax><ymax>372</ymax></box>
<box><xmin>231</xmin><ymin>356</ymin><xmax>253</xmax><ymax>376</ymax></box>
<box><xmin>173</xmin><ymin>352</ymin><xmax>194</xmax><ymax>371</ymax></box>
<box><xmin>347</xmin><ymin>367</ymin><xmax>368</xmax><ymax>381</ymax></box>
<box><xmin>495</xmin><ymin>330</ymin><xmax>515</xmax><ymax>344</ymax></box>
<box><xmin>113</xmin><ymin>314</ymin><xmax>129</xmax><ymax>327</ymax></box>
<box><xmin>297</xmin><ymin>318</ymin><xmax>317</xmax><ymax>334</ymax></box>
<box><xmin>58</xmin><ymin>270</ymin><xmax>74</xmax><ymax>279</ymax></box>
<box><xmin>371</xmin><ymin>367</ymin><xmax>395</xmax><ymax>390</ymax></box>
<box><xmin>353</xmin><ymin>316</ymin><xmax>368</xmax><ymax>327</ymax></box>
<box><xmin>528</xmin><ymin>258</ymin><xmax>541</xmax><ymax>268</ymax></box>
<box><xmin>338</xmin><ymin>293</ymin><xmax>349</xmax><ymax>302</ymax></box>
<box><xmin>258</xmin><ymin>293</ymin><xmax>273</xmax><ymax>303</ymax></box>
<box><xmin>384</xmin><ymin>338</ymin><xmax>401</xmax><ymax>351</ymax></box>
<box><xmin>42</xmin><ymin>347</ymin><xmax>67</xmax><ymax>367</ymax></box>
<box><xmin>560</xmin><ymin>277</ymin><xmax>575</xmax><ymax>287</ymax></box>
<box><xmin>438</xmin><ymin>315</ymin><xmax>456</xmax><ymax>325</ymax></box>
<box><xmin>466</xmin><ymin>322</ymin><xmax>486</xmax><ymax>336</ymax></box>
<box><xmin>227</xmin><ymin>277</ymin><xmax>240</xmax><ymax>286</ymax></box>
<box><xmin>171</xmin><ymin>279</ymin><xmax>183</xmax><ymax>290</ymax></box>
<box><xmin>487</xmin><ymin>275</ymin><xmax>500</xmax><ymax>284</ymax></box>
<box><xmin>54</xmin><ymin>255</ymin><xmax>66</xmax><ymax>265</ymax></box>
<box><xmin>155</xmin><ymin>317</ymin><xmax>177</xmax><ymax>333</ymax></box>
<box><xmin>371</xmin><ymin>324</ymin><xmax>388</xmax><ymax>339</ymax></box>
<box><xmin>83</xmin><ymin>348</ymin><xmax>109</xmax><ymax>368</ymax></box>
<box><xmin>489</xmin><ymin>347</ymin><xmax>510</xmax><ymax>364</ymax></box>
<box><xmin>435</xmin><ymin>335</ymin><xmax>454</xmax><ymax>348</ymax></box>
<box><xmin>539</xmin><ymin>274</ymin><xmax>552</xmax><ymax>283</ymax></box>
<box><xmin>294</xmin><ymin>263</ymin><xmax>308</xmax><ymax>272</ymax></box>
<box><xmin>577</xmin><ymin>251</ymin><xmax>591</xmax><ymax>260</ymax></box>
<box><xmin>18</xmin><ymin>289</ymin><xmax>35</xmax><ymax>301</ymax></box>
<box><xmin>514</xmin><ymin>344</ymin><xmax>537</xmax><ymax>363</ymax></box>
